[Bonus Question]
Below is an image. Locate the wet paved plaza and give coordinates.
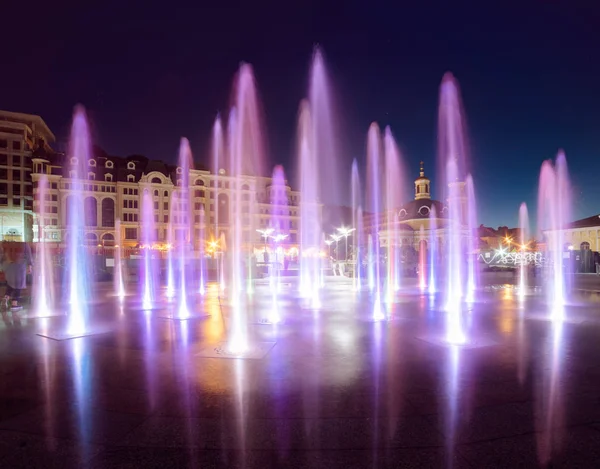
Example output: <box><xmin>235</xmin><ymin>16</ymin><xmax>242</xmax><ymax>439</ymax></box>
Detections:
<box><xmin>1</xmin><ymin>279</ymin><xmax>600</xmax><ymax>468</ymax></box>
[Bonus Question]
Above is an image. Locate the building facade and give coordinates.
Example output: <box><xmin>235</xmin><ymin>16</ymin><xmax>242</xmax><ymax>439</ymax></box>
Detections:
<box><xmin>371</xmin><ymin>163</ymin><xmax>471</xmax><ymax>254</ymax></box>
<box><xmin>31</xmin><ymin>147</ymin><xmax>302</xmax><ymax>257</ymax></box>
<box><xmin>0</xmin><ymin>111</ymin><xmax>55</xmax><ymax>242</ymax></box>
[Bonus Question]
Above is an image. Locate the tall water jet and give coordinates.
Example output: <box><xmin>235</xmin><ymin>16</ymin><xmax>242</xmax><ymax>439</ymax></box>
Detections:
<box><xmin>211</xmin><ymin>116</ymin><xmax>224</xmax><ymax>248</ymax></box>
<box><xmin>419</xmin><ymin>226</ymin><xmax>427</xmax><ymax>291</ymax></box>
<box><xmin>537</xmin><ymin>151</ymin><xmax>571</xmax><ymax>319</ymax></box>
<box><xmin>383</xmin><ymin>127</ymin><xmax>403</xmax><ymax>300</ymax></box>
<box><xmin>518</xmin><ymin>203</ymin><xmax>530</xmax><ymax>298</ymax></box>
<box><xmin>198</xmin><ymin>207</ymin><xmax>206</xmax><ymax>296</ymax></box>
<box><xmin>309</xmin><ymin>47</ymin><xmax>341</xmax><ymax>207</ymax></box>
<box><xmin>32</xmin><ymin>174</ymin><xmax>55</xmax><ymax>316</ymax></box>
<box><xmin>175</xmin><ymin>138</ymin><xmax>193</xmax><ymax>318</ymax></box>
<box><xmin>366</xmin><ymin>123</ymin><xmax>384</xmax><ymax>319</ymax></box>
<box><xmin>266</xmin><ymin>165</ymin><xmax>288</xmax><ymax>323</ymax></box>
<box><xmin>437</xmin><ymin>73</ymin><xmax>472</xmax><ymax>343</ymax></box>
<box><xmin>351</xmin><ymin>160</ymin><xmax>362</xmax><ymax>291</ymax></box>
<box><xmin>141</xmin><ymin>189</ymin><xmax>156</xmax><ymax>310</ymax></box>
<box><xmin>64</xmin><ymin>106</ymin><xmax>93</xmax><ymax>336</ymax></box>
<box><xmin>114</xmin><ymin>218</ymin><xmax>125</xmax><ymax>299</ymax></box>
<box><xmin>298</xmin><ymin>101</ymin><xmax>321</xmax><ymax>308</ymax></box>
<box><xmin>227</xmin><ymin>63</ymin><xmax>267</xmax><ymax>352</ymax></box>
<box><xmin>428</xmin><ymin>206</ymin><xmax>438</xmax><ymax>294</ymax></box>
<box><xmin>165</xmin><ymin>216</ymin><xmax>175</xmax><ymax>299</ymax></box>
<box><xmin>465</xmin><ymin>175</ymin><xmax>478</xmax><ymax>302</ymax></box>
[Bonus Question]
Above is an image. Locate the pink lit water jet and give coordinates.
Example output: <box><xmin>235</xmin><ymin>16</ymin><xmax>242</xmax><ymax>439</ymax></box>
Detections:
<box><xmin>65</xmin><ymin>106</ymin><xmax>93</xmax><ymax>335</ymax></box>
<box><xmin>366</xmin><ymin>123</ymin><xmax>384</xmax><ymax>319</ymax></box>
<box><xmin>141</xmin><ymin>188</ymin><xmax>156</xmax><ymax>310</ymax></box>
<box><xmin>383</xmin><ymin>127</ymin><xmax>404</xmax><ymax>300</ymax></box>
<box><xmin>33</xmin><ymin>174</ymin><xmax>55</xmax><ymax>316</ymax></box>
<box><xmin>537</xmin><ymin>151</ymin><xmax>571</xmax><ymax>320</ymax></box>
<box><xmin>518</xmin><ymin>203</ymin><xmax>530</xmax><ymax>299</ymax></box>
<box><xmin>114</xmin><ymin>218</ymin><xmax>125</xmax><ymax>300</ymax></box>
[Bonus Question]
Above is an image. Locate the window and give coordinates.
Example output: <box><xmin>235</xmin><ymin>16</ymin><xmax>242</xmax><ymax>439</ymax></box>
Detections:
<box><xmin>70</xmin><ymin>157</ymin><xmax>78</xmax><ymax>165</ymax></box>
<box><xmin>125</xmin><ymin>228</ymin><xmax>137</xmax><ymax>240</ymax></box>
<box><xmin>0</xmin><ymin>198</ymin><xmax>6</xmax><ymax>205</ymax></box>
<box><xmin>127</xmin><ymin>175</ymin><xmax>135</xmax><ymax>182</ymax></box>
<box><xmin>51</xmin><ymin>183</ymin><xmax>58</xmax><ymax>190</ymax></box>
<box><xmin>0</xmin><ymin>154</ymin><xmax>6</xmax><ymax>165</ymax></box>
<box><xmin>101</xmin><ymin>198</ymin><xmax>115</xmax><ymax>227</ymax></box>
<box><xmin>0</xmin><ymin>140</ymin><xmax>7</xmax><ymax>149</ymax></box>
<box><xmin>195</xmin><ymin>179</ymin><xmax>205</xmax><ymax>186</ymax></box>
<box><xmin>127</xmin><ymin>161</ymin><xmax>135</xmax><ymax>170</ymax></box>
<box><xmin>12</xmin><ymin>184</ymin><xmax>20</xmax><ymax>196</ymax></box>
<box><xmin>133</xmin><ymin>200</ymin><xmax>138</xmax><ymax>209</ymax></box>
<box><xmin>105</xmin><ymin>160</ymin><xmax>114</xmax><ymax>168</ymax></box>
<box><xmin>105</xmin><ymin>174</ymin><xmax>113</xmax><ymax>182</ymax></box>
<box><xmin>241</xmin><ymin>184</ymin><xmax>249</xmax><ymax>191</ymax></box>
<box><xmin>163</xmin><ymin>190</ymin><xmax>168</xmax><ymax>197</ymax></box>
<box><xmin>84</xmin><ymin>197</ymin><xmax>97</xmax><ymax>227</ymax></box>
<box><xmin>13</xmin><ymin>197</ymin><xmax>20</xmax><ymax>207</ymax></box>
<box><xmin>163</xmin><ymin>215</ymin><xmax>168</xmax><ymax>223</ymax></box>
<box><xmin>151</xmin><ymin>177</ymin><xmax>162</xmax><ymax>184</ymax></box>
<box><xmin>154</xmin><ymin>190</ymin><xmax>159</xmax><ymax>197</ymax></box>
<box><xmin>164</xmin><ymin>202</ymin><xmax>168</xmax><ymax>210</ymax></box>
<box><xmin>88</xmin><ymin>172</ymin><xmax>95</xmax><ymax>180</ymax></box>
<box><xmin>12</xmin><ymin>155</ymin><xmax>20</xmax><ymax>166</ymax></box>
<box><xmin>89</xmin><ymin>159</ymin><xmax>96</xmax><ymax>167</ymax></box>
<box><xmin>12</xmin><ymin>141</ymin><xmax>20</xmax><ymax>151</ymax></box>
<box><xmin>154</xmin><ymin>201</ymin><xmax>159</xmax><ymax>210</ymax></box>
<box><xmin>12</xmin><ymin>169</ymin><xmax>21</xmax><ymax>180</ymax></box>
<box><xmin>69</xmin><ymin>171</ymin><xmax>76</xmax><ymax>178</ymax></box>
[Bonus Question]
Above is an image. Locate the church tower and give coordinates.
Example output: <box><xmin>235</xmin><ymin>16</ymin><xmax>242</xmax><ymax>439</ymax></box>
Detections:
<box><xmin>414</xmin><ymin>161</ymin><xmax>431</xmax><ymax>200</ymax></box>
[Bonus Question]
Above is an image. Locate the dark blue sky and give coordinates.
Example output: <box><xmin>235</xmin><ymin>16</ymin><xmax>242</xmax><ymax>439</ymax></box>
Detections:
<box><xmin>3</xmin><ymin>1</ymin><xmax>600</xmax><ymax>228</ymax></box>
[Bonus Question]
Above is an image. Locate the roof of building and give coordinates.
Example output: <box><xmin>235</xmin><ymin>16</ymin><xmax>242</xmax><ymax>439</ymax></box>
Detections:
<box><xmin>0</xmin><ymin>110</ymin><xmax>56</xmax><ymax>142</ymax></box>
<box><xmin>398</xmin><ymin>198</ymin><xmax>447</xmax><ymax>221</ymax></box>
<box><xmin>565</xmin><ymin>214</ymin><xmax>600</xmax><ymax>229</ymax></box>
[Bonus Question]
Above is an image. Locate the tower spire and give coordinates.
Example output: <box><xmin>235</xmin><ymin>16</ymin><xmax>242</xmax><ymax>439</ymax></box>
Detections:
<box><xmin>414</xmin><ymin>162</ymin><xmax>431</xmax><ymax>200</ymax></box>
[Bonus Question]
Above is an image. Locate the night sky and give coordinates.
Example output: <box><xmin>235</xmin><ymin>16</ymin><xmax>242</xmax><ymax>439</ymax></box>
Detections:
<box><xmin>3</xmin><ymin>1</ymin><xmax>600</xmax><ymax>228</ymax></box>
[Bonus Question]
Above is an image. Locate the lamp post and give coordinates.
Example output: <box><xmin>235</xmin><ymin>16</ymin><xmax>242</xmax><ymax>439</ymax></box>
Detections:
<box><xmin>325</xmin><ymin>239</ymin><xmax>333</xmax><ymax>258</ymax></box>
<box><xmin>337</xmin><ymin>226</ymin><xmax>356</xmax><ymax>261</ymax></box>
<box><xmin>256</xmin><ymin>228</ymin><xmax>274</xmax><ymax>261</ymax></box>
<box><xmin>330</xmin><ymin>234</ymin><xmax>342</xmax><ymax>261</ymax></box>
<box><xmin>270</xmin><ymin>233</ymin><xmax>288</xmax><ymax>267</ymax></box>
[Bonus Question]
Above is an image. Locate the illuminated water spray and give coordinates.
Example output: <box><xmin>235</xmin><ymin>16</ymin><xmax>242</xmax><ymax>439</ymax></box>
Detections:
<box><xmin>141</xmin><ymin>189</ymin><xmax>156</xmax><ymax>310</ymax></box>
<box><xmin>366</xmin><ymin>123</ymin><xmax>385</xmax><ymax>319</ymax></box>
<box><xmin>518</xmin><ymin>203</ymin><xmax>530</xmax><ymax>299</ymax></box>
<box><xmin>538</xmin><ymin>151</ymin><xmax>571</xmax><ymax>320</ymax></box>
<box><xmin>227</xmin><ymin>62</ymin><xmax>266</xmax><ymax>352</ymax></box>
<box><xmin>175</xmin><ymin>138</ymin><xmax>193</xmax><ymax>318</ymax></box>
<box><xmin>65</xmin><ymin>106</ymin><xmax>93</xmax><ymax>335</ymax></box>
<box><xmin>33</xmin><ymin>174</ymin><xmax>55</xmax><ymax>315</ymax></box>
<box><xmin>114</xmin><ymin>218</ymin><xmax>125</xmax><ymax>299</ymax></box>
<box><xmin>351</xmin><ymin>160</ymin><xmax>362</xmax><ymax>292</ymax></box>
<box><xmin>383</xmin><ymin>127</ymin><xmax>403</xmax><ymax>301</ymax></box>
<box><xmin>428</xmin><ymin>206</ymin><xmax>438</xmax><ymax>294</ymax></box>
<box><xmin>437</xmin><ymin>73</ymin><xmax>474</xmax><ymax>344</ymax></box>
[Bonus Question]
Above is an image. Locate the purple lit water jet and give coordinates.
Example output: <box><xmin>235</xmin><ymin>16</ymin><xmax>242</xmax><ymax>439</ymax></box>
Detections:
<box><xmin>366</xmin><ymin>123</ymin><xmax>384</xmax><ymax>319</ymax></box>
<box><xmin>538</xmin><ymin>151</ymin><xmax>571</xmax><ymax>320</ymax></box>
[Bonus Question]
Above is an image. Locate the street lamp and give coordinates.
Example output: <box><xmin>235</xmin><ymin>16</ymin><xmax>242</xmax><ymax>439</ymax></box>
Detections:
<box><xmin>337</xmin><ymin>226</ymin><xmax>356</xmax><ymax>261</ymax></box>
<box><xmin>325</xmin><ymin>239</ymin><xmax>333</xmax><ymax>258</ymax></box>
<box><xmin>256</xmin><ymin>228</ymin><xmax>274</xmax><ymax>259</ymax></box>
<box><xmin>330</xmin><ymin>233</ymin><xmax>342</xmax><ymax>260</ymax></box>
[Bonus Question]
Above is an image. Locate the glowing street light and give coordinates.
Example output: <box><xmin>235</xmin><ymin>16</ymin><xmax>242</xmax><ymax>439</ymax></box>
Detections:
<box><xmin>257</xmin><ymin>228</ymin><xmax>274</xmax><ymax>256</ymax></box>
